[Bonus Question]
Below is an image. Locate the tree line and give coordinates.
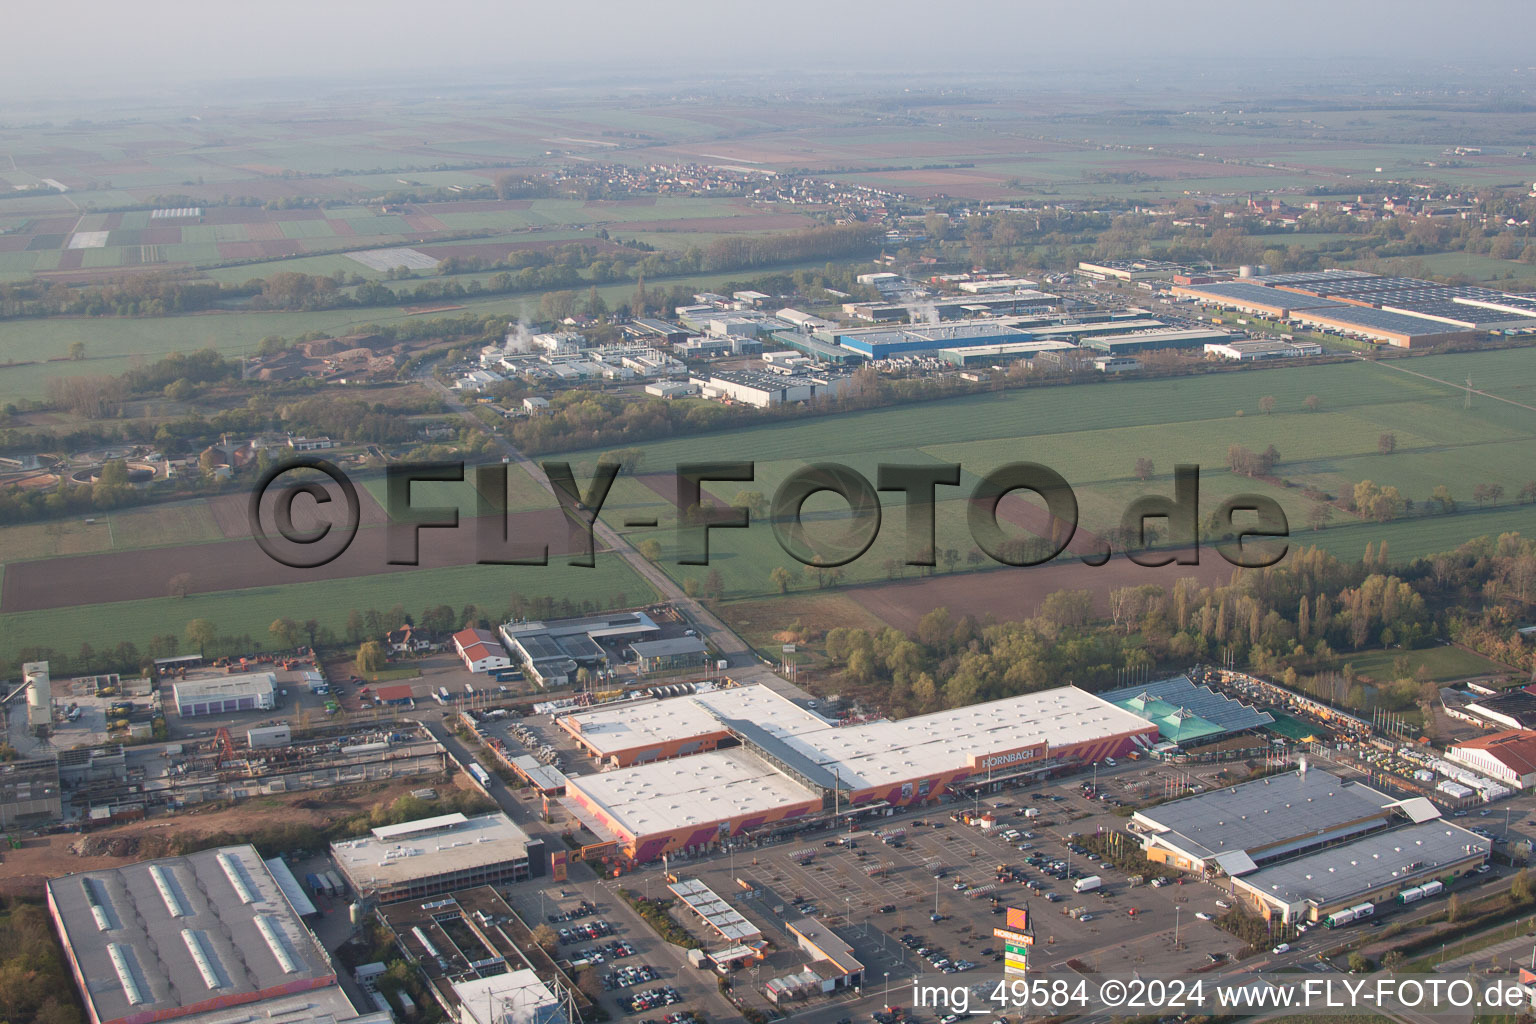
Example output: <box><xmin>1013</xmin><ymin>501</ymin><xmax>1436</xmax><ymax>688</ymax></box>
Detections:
<box><xmin>812</xmin><ymin>532</ymin><xmax>1536</xmax><ymax>726</ymax></box>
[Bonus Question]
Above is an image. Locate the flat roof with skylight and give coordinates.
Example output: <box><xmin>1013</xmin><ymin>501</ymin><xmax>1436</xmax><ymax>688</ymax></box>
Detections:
<box><xmin>46</xmin><ymin>845</ymin><xmax>333</xmax><ymax>1024</ymax></box>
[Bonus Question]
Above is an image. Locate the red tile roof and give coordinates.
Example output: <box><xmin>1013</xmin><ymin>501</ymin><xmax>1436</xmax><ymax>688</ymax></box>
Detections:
<box><xmin>1455</xmin><ymin>729</ymin><xmax>1536</xmax><ymax>776</ymax></box>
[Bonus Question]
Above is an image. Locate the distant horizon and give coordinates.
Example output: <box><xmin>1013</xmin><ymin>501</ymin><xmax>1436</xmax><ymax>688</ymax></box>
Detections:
<box><xmin>3</xmin><ymin>0</ymin><xmax>1534</xmax><ymax>105</ymax></box>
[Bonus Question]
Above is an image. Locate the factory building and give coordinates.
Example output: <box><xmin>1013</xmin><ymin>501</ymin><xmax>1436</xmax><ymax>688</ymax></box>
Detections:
<box><xmin>691</xmin><ymin>368</ymin><xmax>850</xmax><ymax>407</ymax></box>
<box><xmin>936</xmin><ymin>339</ymin><xmax>1078</xmax><ymax>367</ymax></box>
<box><xmin>46</xmin><ymin>845</ymin><xmax>368</xmax><ymax>1024</ymax></box>
<box><xmin>829</xmin><ymin>321</ymin><xmax>1030</xmax><ymax>360</ymax></box>
<box><xmin>628</xmin><ymin>637</ymin><xmax>711</xmax><ymax>675</ymax></box>
<box><xmin>1447</xmin><ymin>730</ymin><xmax>1536</xmax><ymax>789</ymax></box>
<box><xmin>560</xmin><ymin>684</ymin><xmax>1158</xmax><ymax>863</ymax></box>
<box><xmin>171</xmin><ymin>673</ymin><xmax>276</xmax><ymax>717</ymax></box>
<box><xmin>840</xmin><ymin>292</ymin><xmax>1057</xmax><ymax>323</ymax></box>
<box><xmin>0</xmin><ymin>755</ymin><xmax>62</xmax><ymax>827</ymax></box>
<box><xmin>331</xmin><ymin>813</ymin><xmax>542</xmax><ymax>903</ymax></box>
<box><xmin>499</xmin><ymin>612</ymin><xmax>657</xmax><ymax>688</ymax></box>
<box><xmin>452</xmin><ymin>969</ymin><xmax>570</xmax><ymax>1024</ymax></box>
<box><xmin>1176</xmin><ymin>270</ymin><xmax>1536</xmax><ymax>348</ymax></box>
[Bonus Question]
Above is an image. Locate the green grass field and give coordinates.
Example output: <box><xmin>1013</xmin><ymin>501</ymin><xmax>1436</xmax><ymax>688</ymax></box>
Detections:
<box><xmin>563</xmin><ymin>351</ymin><xmax>1536</xmax><ymax>600</ymax></box>
<box><xmin>0</xmin><ymin>498</ymin><xmax>225</xmax><ymax>563</ymax></box>
<box><xmin>0</xmin><ymin>553</ymin><xmax>654</xmax><ymax>660</ymax></box>
<box><xmin>360</xmin><ymin>463</ymin><xmax>556</xmax><ymax>520</ymax></box>
<box><xmin>1343</xmin><ymin>645</ymin><xmax>1507</xmax><ymax>684</ymax></box>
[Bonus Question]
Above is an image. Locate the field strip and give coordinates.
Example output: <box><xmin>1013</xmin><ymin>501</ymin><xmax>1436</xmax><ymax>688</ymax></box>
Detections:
<box><xmin>1364</xmin><ymin>355</ymin><xmax>1536</xmax><ymax>415</ymax></box>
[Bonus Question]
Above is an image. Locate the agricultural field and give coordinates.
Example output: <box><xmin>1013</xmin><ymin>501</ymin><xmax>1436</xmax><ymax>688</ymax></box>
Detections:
<box><xmin>360</xmin><ymin>463</ymin><xmax>556</xmax><ymax>519</ymax></box>
<box><xmin>563</xmin><ymin>349</ymin><xmax>1536</xmax><ymax>625</ymax></box>
<box><xmin>0</xmin><ymin>195</ymin><xmax>808</xmax><ymax>284</ymax></box>
<box><xmin>0</xmin><ymin>551</ymin><xmax>653</xmax><ymax>660</ymax></box>
<box><xmin>0</xmin><ymin>498</ymin><xmax>224</xmax><ymax>563</ymax></box>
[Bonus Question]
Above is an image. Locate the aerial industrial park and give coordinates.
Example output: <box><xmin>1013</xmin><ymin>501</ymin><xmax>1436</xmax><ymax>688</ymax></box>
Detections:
<box><xmin>8</xmin><ymin>11</ymin><xmax>1536</xmax><ymax>1024</ymax></box>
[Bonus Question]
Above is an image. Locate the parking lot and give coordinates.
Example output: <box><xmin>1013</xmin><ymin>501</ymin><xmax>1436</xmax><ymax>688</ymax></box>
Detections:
<box><xmin>498</xmin><ymin>873</ymin><xmax>735</xmax><ymax>1023</ymax></box>
<box><xmin>584</xmin><ymin>761</ymin><xmax>1258</xmax><ymax>1022</ymax></box>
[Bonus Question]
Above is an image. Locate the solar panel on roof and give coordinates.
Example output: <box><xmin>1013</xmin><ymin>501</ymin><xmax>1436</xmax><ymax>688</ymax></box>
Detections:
<box><xmin>1302</xmin><ymin>306</ymin><xmax>1460</xmax><ymax>335</ymax></box>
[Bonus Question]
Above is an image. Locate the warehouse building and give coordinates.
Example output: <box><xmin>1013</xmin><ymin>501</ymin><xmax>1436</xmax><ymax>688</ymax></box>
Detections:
<box><xmin>565</xmin><ymin>747</ymin><xmax>825</xmax><ymax>862</ymax></box>
<box><xmin>1077</xmin><ymin>259</ymin><xmax>1188</xmax><ymax>282</ymax></box>
<box><xmin>936</xmin><ymin>339</ymin><xmax>1078</xmax><ymax>366</ymax></box>
<box><xmin>1290</xmin><ymin>306</ymin><xmax>1482</xmax><ymax>348</ymax></box>
<box><xmin>1204</xmin><ymin>339</ymin><xmax>1323</xmax><ymax>360</ymax></box>
<box><xmin>330</xmin><ymin>812</ymin><xmax>543</xmax><ymax>903</ymax></box>
<box><xmin>1179</xmin><ymin>270</ymin><xmax>1536</xmax><ymax>348</ymax></box>
<box><xmin>1080</xmin><ymin>328</ymin><xmax>1232</xmax><ymax>355</ymax></box>
<box><xmin>561</xmin><ymin>684</ymin><xmax>1158</xmax><ymax>863</ymax></box>
<box><xmin>1447</xmin><ymin>730</ymin><xmax>1536</xmax><ymax>789</ymax></box>
<box><xmin>453</xmin><ymin>628</ymin><xmax>514</xmax><ymax>674</ymax></box>
<box><xmin>1460</xmin><ymin>691</ymin><xmax>1536</xmax><ymax>731</ymax></box>
<box><xmin>557</xmin><ymin>683</ymin><xmax>821</xmax><ymax>767</ymax></box>
<box><xmin>46</xmin><ymin>845</ymin><xmax>363</xmax><ymax>1024</ymax></box>
<box><xmin>171</xmin><ymin>673</ymin><xmax>276</xmax><ymax>717</ymax></box>
<box><xmin>1133</xmin><ymin>767</ymin><xmax>1402</xmax><ymax>875</ymax></box>
<box><xmin>1171</xmin><ymin>281</ymin><xmax>1343</xmax><ymax>318</ymax></box>
<box><xmin>1229</xmin><ymin>820</ymin><xmax>1487</xmax><ymax>924</ymax></box>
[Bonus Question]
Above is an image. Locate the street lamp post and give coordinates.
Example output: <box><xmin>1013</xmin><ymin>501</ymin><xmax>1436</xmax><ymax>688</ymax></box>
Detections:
<box><xmin>884</xmin><ymin>972</ymin><xmax>890</xmax><ymax>1008</ymax></box>
<box><xmin>1174</xmin><ymin>906</ymin><xmax>1181</xmax><ymax>949</ymax></box>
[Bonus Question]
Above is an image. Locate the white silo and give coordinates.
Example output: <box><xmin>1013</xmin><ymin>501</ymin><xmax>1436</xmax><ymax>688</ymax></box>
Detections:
<box><xmin>23</xmin><ymin>661</ymin><xmax>51</xmax><ymax>728</ymax></box>
<box><xmin>1239</xmin><ymin>265</ymin><xmax>1255</xmax><ymax>278</ymax></box>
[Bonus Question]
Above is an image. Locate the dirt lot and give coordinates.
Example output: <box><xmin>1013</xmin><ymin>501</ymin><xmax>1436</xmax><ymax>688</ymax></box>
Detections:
<box><xmin>0</xmin><ymin>776</ymin><xmax>458</xmax><ymax>896</ymax></box>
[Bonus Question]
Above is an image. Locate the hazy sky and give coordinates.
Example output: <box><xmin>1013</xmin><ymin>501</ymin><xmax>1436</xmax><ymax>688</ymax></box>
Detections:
<box><xmin>4</xmin><ymin>0</ymin><xmax>1533</xmax><ymax>98</ymax></box>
